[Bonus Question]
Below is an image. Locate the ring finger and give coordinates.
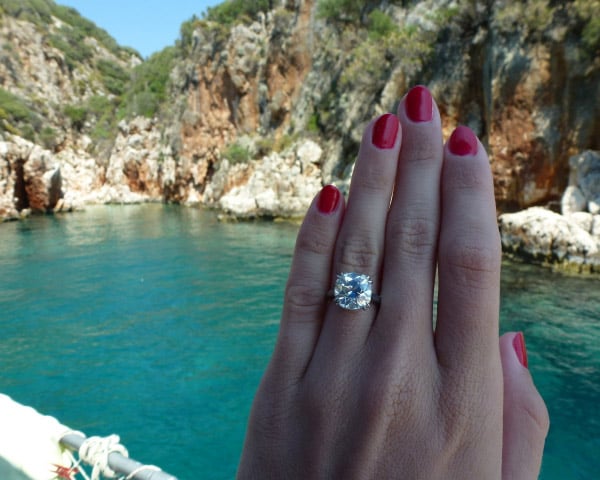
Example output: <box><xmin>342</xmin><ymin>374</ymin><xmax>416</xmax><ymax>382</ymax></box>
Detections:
<box><xmin>310</xmin><ymin>113</ymin><xmax>402</xmax><ymax>366</ymax></box>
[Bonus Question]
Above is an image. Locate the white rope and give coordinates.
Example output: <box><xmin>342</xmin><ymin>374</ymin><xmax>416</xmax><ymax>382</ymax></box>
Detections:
<box><xmin>64</xmin><ymin>449</ymin><xmax>92</xmax><ymax>480</ymax></box>
<box><xmin>78</xmin><ymin>434</ymin><xmax>129</xmax><ymax>480</ymax></box>
<box><xmin>124</xmin><ymin>465</ymin><xmax>162</xmax><ymax>480</ymax></box>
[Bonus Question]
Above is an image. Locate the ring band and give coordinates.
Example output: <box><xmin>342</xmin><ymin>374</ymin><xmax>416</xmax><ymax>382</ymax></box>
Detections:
<box><xmin>329</xmin><ymin>272</ymin><xmax>380</xmax><ymax>311</ymax></box>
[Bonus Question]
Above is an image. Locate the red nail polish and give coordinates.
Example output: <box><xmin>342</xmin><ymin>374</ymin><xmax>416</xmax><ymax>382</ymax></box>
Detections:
<box><xmin>405</xmin><ymin>85</ymin><xmax>433</xmax><ymax>122</ymax></box>
<box><xmin>317</xmin><ymin>185</ymin><xmax>340</xmax><ymax>214</ymax></box>
<box><xmin>448</xmin><ymin>125</ymin><xmax>478</xmax><ymax>156</ymax></box>
<box><xmin>513</xmin><ymin>332</ymin><xmax>529</xmax><ymax>368</ymax></box>
<box><xmin>372</xmin><ymin>113</ymin><xmax>399</xmax><ymax>149</ymax></box>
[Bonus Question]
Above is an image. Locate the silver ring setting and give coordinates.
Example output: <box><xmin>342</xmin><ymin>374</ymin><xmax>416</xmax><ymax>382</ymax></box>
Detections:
<box><xmin>330</xmin><ymin>272</ymin><xmax>380</xmax><ymax>311</ymax></box>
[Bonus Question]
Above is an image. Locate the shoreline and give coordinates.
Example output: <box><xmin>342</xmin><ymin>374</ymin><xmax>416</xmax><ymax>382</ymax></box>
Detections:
<box><xmin>3</xmin><ymin>202</ymin><xmax>599</xmax><ymax>276</ymax></box>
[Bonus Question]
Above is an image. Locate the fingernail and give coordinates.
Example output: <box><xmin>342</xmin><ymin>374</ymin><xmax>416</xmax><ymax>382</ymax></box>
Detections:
<box><xmin>372</xmin><ymin>113</ymin><xmax>399</xmax><ymax>149</ymax></box>
<box><xmin>448</xmin><ymin>125</ymin><xmax>478</xmax><ymax>156</ymax></box>
<box><xmin>405</xmin><ymin>85</ymin><xmax>433</xmax><ymax>122</ymax></box>
<box><xmin>317</xmin><ymin>185</ymin><xmax>340</xmax><ymax>214</ymax></box>
<box><xmin>513</xmin><ymin>332</ymin><xmax>529</xmax><ymax>368</ymax></box>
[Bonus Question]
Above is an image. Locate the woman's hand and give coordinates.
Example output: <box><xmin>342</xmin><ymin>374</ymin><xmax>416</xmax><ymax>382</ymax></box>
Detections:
<box><xmin>238</xmin><ymin>86</ymin><xmax>549</xmax><ymax>479</ymax></box>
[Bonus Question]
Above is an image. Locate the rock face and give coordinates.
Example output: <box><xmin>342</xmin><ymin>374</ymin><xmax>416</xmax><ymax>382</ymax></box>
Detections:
<box><xmin>0</xmin><ymin>136</ymin><xmax>64</xmax><ymax>217</ymax></box>
<box><xmin>499</xmin><ymin>151</ymin><xmax>600</xmax><ymax>272</ymax></box>
<box><xmin>172</xmin><ymin>0</ymin><xmax>599</xmax><ymax>212</ymax></box>
<box><xmin>561</xmin><ymin>151</ymin><xmax>600</xmax><ymax>215</ymax></box>
<box><xmin>206</xmin><ymin>139</ymin><xmax>323</xmax><ymax>218</ymax></box>
<box><xmin>1</xmin><ymin>0</ymin><xmax>599</xmax><ymax>224</ymax></box>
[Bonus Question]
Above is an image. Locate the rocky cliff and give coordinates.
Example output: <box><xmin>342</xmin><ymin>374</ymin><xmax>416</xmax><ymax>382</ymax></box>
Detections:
<box><xmin>1</xmin><ymin>0</ymin><xmax>599</xmax><ymax>222</ymax></box>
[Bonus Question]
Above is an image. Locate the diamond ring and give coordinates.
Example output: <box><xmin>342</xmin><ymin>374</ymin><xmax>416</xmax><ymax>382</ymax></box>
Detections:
<box><xmin>330</xmin><ymin>272</ymin><xmax>381</xmax><ymax>311</ymax></box>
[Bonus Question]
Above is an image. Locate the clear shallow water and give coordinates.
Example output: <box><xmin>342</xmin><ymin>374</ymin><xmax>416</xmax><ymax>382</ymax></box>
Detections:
<box><xmin>0</xmin><ymin>205</ymin><xmax>598</xmax><ymax>479</ymax></box>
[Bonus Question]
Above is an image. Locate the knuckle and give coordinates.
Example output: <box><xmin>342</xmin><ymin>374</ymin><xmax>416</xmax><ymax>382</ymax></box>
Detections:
<box><xmin>283</xmin><ymin>282</ymin><xmax>326</xmax><ymax>317</ymax></box>
<box><xmin>337</xmin><ymin>234</ymin><xmax>379</xmax><ymax>270</ymax></box>
<box><xmin>352</xmin><ymin>160</ymin><xmax>392</xmax><ymax>193</ymax></box>
<box><xmin>404</xmin><ymin>130</ymin><xmax>439</xmax><ymax>164</ymax></box>
<box><xmin>443</xmin><ymin>160</ymin><xmax>491</xmax><ymax>192</ymax></box>
<box><xmin>443</xmin><ymin>235</ymin><xmax>501</xmax><ymax>289</ymax></box>
<box><xmin>295</xmin><ymin>229</ymin><xmax>332</xmax><ymax>257</ymax></box>
<box><xmin>387</xmin><ymin>215</ymin><xmax>438</xmax><ymax>261</ymax></box>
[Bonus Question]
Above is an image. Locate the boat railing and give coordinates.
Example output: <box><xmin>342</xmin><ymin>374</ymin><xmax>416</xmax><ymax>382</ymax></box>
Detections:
<box><xmin>0</xmin><ymin>393</ymin><xmax>178</xmax><ymax>480</ymax></box>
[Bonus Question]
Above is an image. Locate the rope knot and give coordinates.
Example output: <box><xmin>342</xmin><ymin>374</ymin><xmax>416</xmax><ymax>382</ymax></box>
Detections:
<box><xmin>78</xmin><ymin>434</ymin><xmax>128</xmax><ymax>480</ymax></box>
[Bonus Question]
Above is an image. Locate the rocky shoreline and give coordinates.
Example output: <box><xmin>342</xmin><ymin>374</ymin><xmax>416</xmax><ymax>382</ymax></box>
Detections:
<box><xmin>0</xmin><ymin>117</ymin><xmax>326</xmax><ymax>222</ymax></box>
<box><xmin>2</xmin><ymin>1</ymin><xmax>599</xmax><ymax>275</ymax></box>
<box><xmin>3</xmin><ymin>122</ymin><xmax>598</xmax><ymax>273</ymax></box>
<box><xmin>498</xmin><ymin>151</ymin><xmax>600</xmax><ymax>273</ymax></box>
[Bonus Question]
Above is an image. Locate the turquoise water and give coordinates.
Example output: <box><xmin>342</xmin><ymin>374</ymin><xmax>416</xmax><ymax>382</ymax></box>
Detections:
<box><xmin>0</xmin><ymin>205</ymin><xmax>598</xmax><ymax>479</ymax></box>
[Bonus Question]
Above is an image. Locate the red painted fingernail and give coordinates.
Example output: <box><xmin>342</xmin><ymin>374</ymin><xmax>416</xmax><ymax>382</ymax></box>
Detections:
<box><xmin>405</xmin><ymin>85</ymin><xmax>433</xmax><ymax>122</ymax></box>
<box><xmin>448</xmin><ymin>125</ymin><xmax>478</xmax><ymax>156</ymax></box>
<box><xmin>513</xmin><ymin>332</ymin><xmax>529</xmax><ymax>368</ymax></box>
<box><xmin>372</xmin><ymin>113</ymin><xmax>399</xmax><ymax>149</ymax></box>
<box><xmin>317</xmin><ymin>185</ymin><xmax>340</xmax><ymax>214</ymax></box>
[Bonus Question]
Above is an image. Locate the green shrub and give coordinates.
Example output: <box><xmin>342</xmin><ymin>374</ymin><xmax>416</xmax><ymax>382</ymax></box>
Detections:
<box><xmin>307</xmin><ymin>113</ymin><xmax>320</xmax><ymax>133</ymax></box>
<box><xmin>119</xmin><ymin>47</ymin><xmax>176</xmax><ymax>118</ymax></box>
<box><xmin>223</xmin><ymin>142</ymin><xmax>251</xmax><ymax>164</ymax></box>
<box><xmin>0</xmin><ymin>0</ymin><xmax>140</xmax><ymax>61</ymax></box>
<box><xmin>39</xmin><ymin>126</ymin><xmax>58</xmax><ymax>150</ymax></box>
<box><xmin>0</xmin><ymin>0</ymin><xmax>53</xmax><ymax>26</ymax></box>
<box><xmin>574</xmin><ymin>0</ymin><xmax>600</xmax><ymax>55</ymax></box>
<box><xmin>0</xmin><ymin>88</ymin><xmax>35</xmax><ymax>123</ymax></box>
<box><xmin>204</xmin><ymin>0</ymin><xmax>272</xmax><ymax>26</ymax></box>
<box><xmin>0</xmin><ymin>87</ymin><xmax>42</xmax><ymax>137</ymax></box>
<box><xmin>494</xmin><ymin>0</ymin><xmax>553</xmax><ymax>35</ymax></box>
<box><xmin>341</xmin><ymin>16</ymin><xmax>435</xmax><ymax>89</ymax></box>
<box><xmin>49</xmin><ymin>27</ymin><xmax>94</xmax><ymax>71</ymax></box>
<box><xmin>96</xmin><ymin>59</ymin><xmax>129</xmax><ymax>95</ymax></box>
<box><xmin>273</xmin><ymin>133</ymin><xmax>298</xmax><ymax>153</ymax></box>
<box><xmin>51</xmin><ymin>5</ymin><xmax>120</xmax><ymax>55</ymax></box>
<box><xmin>582</xmin><ymin>16</ymin><xmax>600</xmax><ymax>54</ymax></box>
<box><xmin>87</xmin><ymin>95</ymin><xmax>113</xmax><ymax>117</ymax></box>
<box><xmin>20</xmin><ymin>124</ymin><xmax>36</xmax><ymax>142</ymax></box>
<box><xmin>341</xmin><ymin>37</ymin><xmax>388</xmax><ymax>87</ymax></box>
<box><xmin>63</xmin><ymin>104</ymin><xmax>87</xmax><ymax>130</ymax></box>
<box><xmin>317</xmin><ymin>0</ymin><xmax>365</xmax><ymax>23</ymax></box>
<box><xmin>367</xmin><ymin>9</ymin><xmax>397</xmax><ymax>39</ymax></box>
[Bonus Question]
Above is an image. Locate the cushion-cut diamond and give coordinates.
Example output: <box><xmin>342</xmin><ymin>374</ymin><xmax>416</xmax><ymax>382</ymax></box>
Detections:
<box><xmin>333</xmin><ymin>272</ymin><xmax>373</xmax><ymax>310</ymax></box>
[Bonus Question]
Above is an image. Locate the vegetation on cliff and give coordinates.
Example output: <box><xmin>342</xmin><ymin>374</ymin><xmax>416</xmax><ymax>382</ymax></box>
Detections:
<box><xmin>204</xmin><ymin>0</ymin><xmax>272</xmax><ymax>26</ymax></box>
<box><xmin>0</xmin><ymin>0</ymin><xmax>140</xmax><ymax>150</ymax></box>
<box><xmin>0</xmin><ymin>0</ymin><xmax>137</xmax><ymax>60</ymax></box>
<box><xmin>1</xmin><ymin>0</ymin><xmax>598</xmax><ymax>221</ymax></box>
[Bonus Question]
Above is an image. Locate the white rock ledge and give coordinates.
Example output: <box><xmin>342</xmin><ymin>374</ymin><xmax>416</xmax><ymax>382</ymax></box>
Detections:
<box><xmin>499</xmin><ymin>207</ymin><xmax>600</xmax><ymax>273</ymax></box>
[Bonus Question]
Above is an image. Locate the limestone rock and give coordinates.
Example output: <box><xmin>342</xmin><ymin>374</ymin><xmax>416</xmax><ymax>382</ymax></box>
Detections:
<box><xmin>499</xmin><ymin>207</ymin><xmax>600</xmax><ymax>271</ymax></box>
<box><xmin>565</xmin><ymin>151</ymin><xmax>600</xmax><ymax>214</ymax></box>
<box><xmin>216</xmin><ymin>139</ymin><xmax>322</xmax><ymax>218</ymax></box>
<box><xmin>0</xmin><ymin>136</ymin><xmax>64</xmax><ymax>216</ymax></box>
<box><xmin>561</xmin><ymin>186</ymin><xmax>586</xmax><ymax>215</ymax></box>
<box><xmin>568</xmin><ymin>212</ymin><xmax>595</xmax><ymax>234</ymax></box>
<box><xmin>0</xmin><ymin>142</ymin><xmax>18</xmax><ymax>221</ymax></box>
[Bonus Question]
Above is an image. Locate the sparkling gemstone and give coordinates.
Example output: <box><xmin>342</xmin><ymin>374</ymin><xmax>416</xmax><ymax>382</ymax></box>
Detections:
<box><xmin>333</xmin><ymin>272</ymin><xmax>373</xmax><ymax>310</ymax></box>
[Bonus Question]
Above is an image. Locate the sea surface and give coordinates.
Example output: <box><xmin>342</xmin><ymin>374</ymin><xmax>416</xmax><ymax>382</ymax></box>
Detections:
<box><xmin>0</xmin><ymin>205</ymin><xmax>598</xmax><ymax>480</ymax></box>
